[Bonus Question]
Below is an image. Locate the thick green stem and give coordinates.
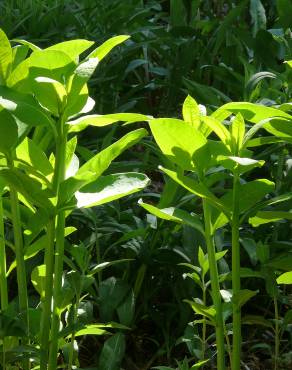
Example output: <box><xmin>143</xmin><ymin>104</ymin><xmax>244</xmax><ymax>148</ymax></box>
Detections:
<box><xmin>202</xmin><ymin>200</ymin><xmax>226</xmax><ymax>370</ymax></box>
<box><xmin>68</xmin><ymin>292</ymin><xmax>81</xmax><ymax>370</ymax></box>
<box><xmin>231</xmin><ymin>172</ymin><xmax>241</xmax><ymax>370</ymax></box>
<box><xmin>202</xmin><ymin>282</ymin><xmax>206</xmax><ymax>360</ymax></box>
<box><xmin>39</xmin><ymin>219</ymin><xmax>55</xmax><ymax>370</ymax></box>
<box><xmin>48</xmin><ymin>131</ymin><xmax>67</xmax><ymax>370</ymax></box>
<box><xmin>0</xmin><ymin>196</ymin><xmax>8</xmax><ymax>369</ymax></box>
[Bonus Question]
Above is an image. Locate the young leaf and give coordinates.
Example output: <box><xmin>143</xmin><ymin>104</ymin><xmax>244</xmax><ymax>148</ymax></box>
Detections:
<box><xmin>277</xmin><ymin>272</ymin><xmax>292</xmax><ymax>285</ymax></box>
<box><xmin>230</xmin><ymin>113</ymin><xmax>245</xmax><ymax>153</ymax></box>
<box><xmin>33</xmin><ymin>77</ymin><xmax>67</xmax><ymax>116</ymax></box>
<box><xmin>149</xmin><ymin>118</ymin><xmax>208</xmax><ymax>171</ymax></box>
<box><xmin>31</xmin><ymin>265</ymin><xmax>46</xmax><ymax>298</ymax></box>
<box><xmin>87</xmin><ymin>35</ymin><xmax>129</xmax><ymax>62</ymax></box>
<box><xmin>98</xmin><ymin>333</ymin><xmax>126</xmax><ymax>370</ymax></box>
<box><xmin>138</xmin><ymin>199</ymin><xmax>205</xmax><ymax>235</ymax></box>
<box><xmin>182</xmin><ymin>95</ymin><xmax>211</xmax><ymax>136</ymax></box>
<box><xmin>0</xmin><ymin>29</ymin><xmax>12</xmax><ymax>83</ymax></box>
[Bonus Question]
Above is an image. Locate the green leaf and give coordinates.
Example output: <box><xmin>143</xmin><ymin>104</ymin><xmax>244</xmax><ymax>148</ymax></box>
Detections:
<box><xmin>250</xmin><ymin>0</ymin><xmax>266</xmax><ymax>37</ymax></box>
<box><xmin>201</xmin><ymin>116</ymin><xmax>231</xmax><ymax>149</ymax></box>
<box><xmin>0</xmin><ymin>109</ymin><xmax>18</xmax><ymax>154</ymax></box>
<box><xmin>249</xmin><ymin>211</ymin><xmax>292</xmax><ymax>227</ymax></box>
<box><xmin>31</xmin><ymin>265</ymin><xmax>46</xmax><ymax>298</ymax></box>
<box><xmin>182</xmin><ymin>95</ymin><xmax>210</xmax><ymax>136</ymax></box>
<box><xmin>213</xmin><ymin>102</ymin><xmax>292</xmax><ymax>138</ymax></box>
<box><xmin>185</xmin><ymin>299</ymin><xmax>216</xmax><ymax>322</ymax></box>
<box><xmin>160</xmin><ymin>166</ymin><xmax>230</xmax><ymax>216</ymax></box>
<box><xmin>74</xmin><ymin>324</ymin><xmax>108</xmax><ymax>337</ymax></box>
<box><xmin>233</xmin><ymin>289</ymin><xmax>258</xmax><ymax>308</ymax></box>
<box><xmin>33</xmin><ymin>77</ymin><xmax>67</xmax><ymax>116</ymax></box>
<box><xmin>277</xmin><ymin>0</ymin><xmax>292</xmax><ymax>29</ymax></box>
<box><xmin>87</xmin><ymin>35</ymin><xmax>129</xmax><ymax>62</ymax></box>
<box><xmin>12</xmin><ymin>45</ymin><xmax>29</xmax><ymax>70</ymax></box>
<box><xmin>0</xmin><ymin>29</ymin><xmax>12</xmax><ymax>83</ymax></box>
<box><xmin>16</xmin><ymin>137</ymin><xmax>53</xmax><ymax>176</ymax></box>
<box><xmin>266</xmin><ymin>255</ymin><xmax>292</xmax><ymax>271</ymax></box>
<box><xmin>13</xmin><ymin>39</ymin><xmax>41</xmax><ymax>52</ymax></box>
<box><xmin>190</xmin><ymin>359</ymin><xmax>210</xmax><ymax>369</ymax></box>
<box><xmin>149</xmin><ymin>118</ymin><xmax>208</xmax><ymax>171</ymax></box>
<box><xmin>74</xmin><ymin>173</ymin><xmax>150</xmax><ymax>208</ymax></box>
<box><xmin>0</xmin><ymin>86</ymin><xmax>54</xmax><ymax>129</ymax></box>
<box><xmin>217</xmin><ymin>156</ymin><xmax>265</xmax><ymax>174</ymax></box>
<box><xmin>230</xmin><ymin>113</ymin><xmax>245</xmax><ymax>153</ymax></box>
<box><xmin>0</xmin><ymin>168</ymin><xmax>54</xmax><ymax>211</ymax></box>
<box><xmin>68</xmin><ymin>113</ymin><xmax>149</xmax><ymax>133</ymax></box>
<box><xmin>242</xmin><ymin>315</ymin><xmax>273</xmax><ymax>329</ymax></box>
<box><xmin>277</xmin><ymin>271</ymin><xmax>292</xmax><ymax>285</ymax></box>
<box><xmin>98</xmin><ymin>333</ymin><xmax>126</xmax><ymax>370</ymax></box>
<box><xmin>117</xmin><ymin>290</ymin><xmax>135</xmax><ymax>326</ymax></box>
<box><xmin>45</xmin><ymin>39</ymin><xmax>94</xmax><ymax>60</ymax></box>
<box><xmin>138</xmin><ymin>200</ymin><xmax>204</xmax><ymax>235</ymax></box>
<box><xmin>60</xmin><ymin>128</ymin><xmax>148</xmax><ymax>204</ymax></box>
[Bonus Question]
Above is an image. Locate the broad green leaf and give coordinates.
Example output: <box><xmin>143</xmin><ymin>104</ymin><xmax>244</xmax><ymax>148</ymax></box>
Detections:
<box><xmin>213</xmin><ymin>102</ymin><xmax>292</xmax><ymax>138</ymax></box>
<box><xmin>45</xmin><ymin>39</ymin><xmax>94</xmax><ymax>60</ymax></box>
<box><xmin>138</xmin><ymin>199</ymin><xmax>204</xmax><ymax>235</ymax></box>
<box><xmin>87</xmin><ymin>35</ymin><xmax>129</xmax><ymax>62</ymax></box>
<box><xmin>31</xmin><ymin>265</ymin><xmax>46</xmax><ymax>298</ymax></box>
<box><xmin>65</xmin><ymin>83</ymin><xmax>89</xmax><ymax>119</ymax></box>
<box><xmin>160</xmin><ymin>166</ymin><xmax>230</xmax><ymax>216</ymax></box>
<box><xmin>75</xmin><ymin>173</ymin><xmax>150</xmax><ymax>208</ymax></box>
<box><xmin>0</xmin><ymin>29</ymin><xmax>12</xmax><ymax>83</ymax></box>
<box><xmin>33</xmin><ymin>77</ymin><xmax>67</xmax><ymax>116</ymax></box>
<box><xmin>98</xmin><ymin>333</ymin><xmax>126</xmax><ymax>370</ymax></box>
<box><xmin>29</xmin><ymin>49</ymin><xmax>76</xmax><ymax>83</ymax></box>
<box><xmin>277</xmin><ymin>272</ymin><xmax>292</xmax><ymax>284</ymax></box>
<box><xmin>16</xmin><ymin>137</ymin><xmax>53</xmax><ymax>176</ymax></box>
<box><xmin>149</xmin><ymin>118</ymin><xmax>208</xmax><ymax>171</ymax></box>
<box><xmin>60</xmin><ymin>128</ymin><xmax>148</xmax><ymax>204</ymax></box>
<box><xmin>68</xmin><ymin>113</ymin><xmax>149</xmax><ymax>133</ymax></box>
<box><xmin>249</xmin><ymin>211</ymin><xmax>292</xmax><ymax>227</ymax></box>
<box><xmin>0</xmin><ymin>109</ymin><xmax>18</xmax><ymax>154</ymax></box>
<box><xmin>233</xmin><ymin>289</ymin><xmax>257</xmax><ymax>308</ymax></box>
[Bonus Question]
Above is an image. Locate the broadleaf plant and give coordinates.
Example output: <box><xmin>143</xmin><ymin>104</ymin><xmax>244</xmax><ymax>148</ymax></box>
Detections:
<box><xmin>0</xmin><ymin>29</ymin><xmax>150</xmax><ymax>370</ymax></box>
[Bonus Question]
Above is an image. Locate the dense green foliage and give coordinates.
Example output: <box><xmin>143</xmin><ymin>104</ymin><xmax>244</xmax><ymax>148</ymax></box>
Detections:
<box><xmin>0</xmin><ymin>1</ymin><xmax>291</xmax><ymax>370</ymax></box>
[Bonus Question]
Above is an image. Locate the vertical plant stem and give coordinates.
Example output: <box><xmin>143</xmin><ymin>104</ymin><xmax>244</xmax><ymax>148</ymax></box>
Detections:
<box><xmin>7</xmin><ymin>155</ymin><xmax>29</xmax><ymax>323</ymax></box>
<box><xmin>202</xmin><ymin>278</ymin><xmax>207</xmax><ymax>360</ymax></box>
<box><xmin>7</xmin><ymin>155</ymin><xmax>30</xmax><ymax>370</ymax></box>
<box><xmin>48</xmin><ymin>129</ymin><xmax>67</xmax><ymax>370</ymax></box>
<box><xmin>231</xmin><ymin>171</ymin><xmax>241</xmax><ymax>370</ymax></box>
<box><xmin>274</xmin><ymin>296</ymin><xmax>279</xmax><ymax>370</ymax></box>
<box><xmin>39</xmin><ymin>219</ymin><xmax>55</xmax><ymax>370</ymax></box>
<box><xmin>202</xmin><ymin>199</ymin><xmax>226</xmax><ymax>370</ymax></box>
<box><xmin>0</xmin><ymin>195</ymin><xmax>8</xmax><ymax>369</ymax></box>
<box><xmin>68</xmin><ymin>291</ymin><xmax>81</xmax><ymax>370</ymax></box>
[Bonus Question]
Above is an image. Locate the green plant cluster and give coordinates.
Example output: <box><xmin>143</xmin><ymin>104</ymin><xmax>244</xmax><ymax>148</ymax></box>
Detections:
<box><xmin>0</xmin><ymin>1</ymin><xmax>291</xmax><ymax>370</ymax></box>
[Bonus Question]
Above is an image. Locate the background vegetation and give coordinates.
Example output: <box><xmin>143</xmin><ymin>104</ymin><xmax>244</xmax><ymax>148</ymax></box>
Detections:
<box><xmin>0</xmin><ymin>1</ymin><xmax>291</xmax><ymax>369</ymax></box>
